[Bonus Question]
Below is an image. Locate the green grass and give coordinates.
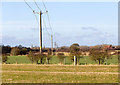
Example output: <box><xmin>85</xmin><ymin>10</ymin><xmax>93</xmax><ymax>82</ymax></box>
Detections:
<box><xmin>2</xmin><ymin>55</ymin><xmax>118</xmax><ymax>83</ymax></box>
<box><xmin>6</xmin><ymin>55</ymin><xmax>118</xmax><ymax>65</ymax></box>
<box><xmin>2</xmin><ymin>64</ymin><xmax>118</xmax><ymax>72</ymax></box>
<box><xmin>3</xmin><ymin>72</ymin><xmax>118</xmax><ymax>83</ymax></box>
<box><xmin>107</xmin><ymin>55</ymin><xmax>118</xmax><ymax>65</ymax></box>
<box><xmin>2</xmin><ymin>64</ymin><xmax>118</xmax><ymax>83</ymax></box>
<box><xmin>6</xmin><ymin>56</ymin><xmax>31</xmax><ymax>64</ymax></box>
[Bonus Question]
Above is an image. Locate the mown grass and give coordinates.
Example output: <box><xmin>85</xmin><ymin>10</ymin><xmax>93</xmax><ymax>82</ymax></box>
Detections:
<box><xmin>2</xmin><ymin>71</ymin><xmax>118</xmax><ymax>83</ymax></box>
<box><xmin>2</xmin><ymin>64</ymin><xmax>118</xmax><ymax>72</ymax></box>
<box><xmin>2</xmin><ymin>64</ymin><xmax>118</xmax><ymax>83</ymax></box>
<box><xmin>6</xmin><ymin>55</ymin><xmax>118</xmax><ymax>65</ymax></box>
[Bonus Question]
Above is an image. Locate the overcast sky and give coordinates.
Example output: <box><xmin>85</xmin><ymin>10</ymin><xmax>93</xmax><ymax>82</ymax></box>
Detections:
<box><xmin>1</xmin><ymin>2</ymin><xmax>118</xmax><ymax>47</ymax></box>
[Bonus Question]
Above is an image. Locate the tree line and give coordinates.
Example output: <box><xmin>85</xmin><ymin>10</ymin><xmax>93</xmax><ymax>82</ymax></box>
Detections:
<box><xmin>1</xmin><ymin>43</ymin><xmax>118</xmax><ymax>65</ymax></box>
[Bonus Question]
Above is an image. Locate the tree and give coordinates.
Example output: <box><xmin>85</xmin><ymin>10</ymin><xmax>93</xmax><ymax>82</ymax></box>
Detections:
<box><xmin>2</xmin><ymin>54</ymin><xmax>9</xmax><ymax>64</ymax></box>
<box><xmin>70</xmin><ymin>43</ymin><xmax>80</xmax><ymax>54</ymax></box>
<box><xmin>59</xmin><ymin>46</ymin><xmax>70</xmax><ymax>52</ymax></box>
<box><xmin>2</xmin><ymin>45</ymin><xmax>11</xmax><ymax>54</ymax></box>
<box><xmin>57</xmin><ymin>53</ymin><xmax>66</xmax><ymax>64</ymax></box>
<box><xmin>89</xmin><ymin>49</ymin><xmax>110</xmax><ymax>65</ymax></box>
<box><xmin>17</xmin><ymin>45</ymin><xmax>23</xmax><ymax>49</ymax></box>
<box><xmin>46</xmin><ymin>55</ymin><xmax>52</xmax><ymax>64</ymax></box>
<box><xmin>10</xmin><ymin>47</ymin><xmax>20</xmax><ymax>64</ymax></box>
<box><xmin>79</xmin><ymin>46</ymin><xmax>89</xmax><ymax>51</ymax></box>
<box><xmin>71</xmin><ymin>43</ymin><xmax>79</xmax><ymax>47</ymax></box>
<box><xmin>28</xmin><ymin>51</ymin><xmax>35</xmax><ymax>64</ymax></box>
<box><xmin>35</xmin><ymin>53</ymin><xmax>45</xmax><ymax>64</ymax></box>
<box><xmin>28</xmin><ymin>52</ymin><xmax>45</xmax><ymax>64</ymax></box>
<box><xmin>20</xmin><ymin>48</ymin><xmax>28</xmax><ymax>55</ymax></box>
<box><xmin>34</xmin><ymin>54</ymin><xmax>40</xmax><ymax>64</ymax></box>
<box><xmin>10</xmin><ymin>47</ymin><xmax>20</xmax><ymax>56</ymax></box>
<box><xmin>69</xmin><ymin>51</ymin><xmax>82</xmax><ymax>65</ymax></box>
<box><xmin>46</xmin><ymin>49</ymin><xmax>52</xmax><ymax>64</ymax></box>
<box><xmin>69</xmin><ymin>43</ymin><xmax>82</xmax><ymax>65</ymax></box>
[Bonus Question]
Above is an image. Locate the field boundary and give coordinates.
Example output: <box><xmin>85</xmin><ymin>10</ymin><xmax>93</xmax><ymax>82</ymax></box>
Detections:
<box><xmin>2</xmin><ymin>71</ymin><xmax>119</xmax><ymax>74</ymax></box>
<box><xmin>2</xmin><ymin>64</ymin><xmax>118</xmax><ymax>66</ymax></box>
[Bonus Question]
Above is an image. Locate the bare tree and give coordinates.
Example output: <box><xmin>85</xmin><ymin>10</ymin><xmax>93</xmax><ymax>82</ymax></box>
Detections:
<box><xmin>10</xmin><ymin>47</ymin><xmax>20</xmax><ymax>56</ymax></box>
<box><xmin>69</xmin><ymin>43</ymin><xmax>82</xmax><ymax>65</ymax></box>
<box><xmin>57</xmin><ymin>53</ymin><xmax>66</xmax><ymax>64</ymax></box>
<box><xmin>46</xmin><ymin>49</ymin><xmax>52</xmax><ymax>64</ymax></box>
<box><xmin>10</xmin><ymin>47</ymin><xmax>20</xmax><ymax>64</ymax></box>
<box><xmin>90</xmin><ymin>49</ymin><xmax>110</xmax><ymax>65</ymax></box>
<box><xmin>2</xmin><ymin>54</ymin><xmax>9</xmax><ymax>64</ymax></box>
<box><xmin>28</xmin><ymin>51</ymin><xmax>34</xmax><ymax>64</ymax></box>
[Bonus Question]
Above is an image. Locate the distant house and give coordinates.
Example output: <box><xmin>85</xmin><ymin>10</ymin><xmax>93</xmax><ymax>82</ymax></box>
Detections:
<box><xmin>105</xmin><ymin>45</ymin><xmax>116</xmax><ymax>50</ymax></box>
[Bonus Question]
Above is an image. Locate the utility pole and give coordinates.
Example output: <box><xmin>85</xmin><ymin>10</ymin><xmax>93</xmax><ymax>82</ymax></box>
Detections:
<box><xmin>39</xmin><ymin>11</ymin><xmax>42</xmax><ymax>54</ymax></box>
<box><xmin>34</xmin><ymin>11</ymin><xmax>47</xmax><ymax>54</ymax></box>
<box><xmin>54</xmin><ymin>42</ymin><xmax>57</xmax><ymax>49</ymax></box>
<box><xmin>51</xmin><ymin>35</ymin><xmax>53</xmax><ymax>55</ymax></box>
<box><xmin>24</xmin><ymin>0</ymin><xmax>48</xmax><ymax>54</ymax></box>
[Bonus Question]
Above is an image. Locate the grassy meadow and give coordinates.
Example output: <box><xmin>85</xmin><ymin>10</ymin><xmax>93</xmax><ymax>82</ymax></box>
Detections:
<box><xmin>6</xmin><ymin>55</ymin><xmax>118</xmax><ymax>65</ymax></box>
<box><xmin>2</xmin><ymin>55</ymin><xmax>118</xmax><ymax>83</ymax></box>
<box><xmin>2</xmin><ymin>64</ymin><xmax>118</xmax><ymax>83</ymax></box>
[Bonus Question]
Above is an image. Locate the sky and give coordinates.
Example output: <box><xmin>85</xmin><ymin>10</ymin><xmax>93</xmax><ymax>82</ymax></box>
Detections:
<box><xmin>1</xmin><ymin>2</ymin><xmax>118</xmax><ymax>47</ymax></box>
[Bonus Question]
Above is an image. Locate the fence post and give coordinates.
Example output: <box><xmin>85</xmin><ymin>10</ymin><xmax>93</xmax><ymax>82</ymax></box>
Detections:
<box><xmin>74</xmin><ymin>56</ymin><xmax>76</xmax><ymax>65</ymax></box>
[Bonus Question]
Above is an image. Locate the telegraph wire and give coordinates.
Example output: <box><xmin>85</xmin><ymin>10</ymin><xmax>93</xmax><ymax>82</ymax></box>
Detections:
<box><xmin>24</xmin><ymin>0</ymin><xmax>55</xmax><ymax>49</ymax></box>
<box><xmin>32</xmin><ymin>0</ymin><xmax>53</xmax><ymax>35</ymax></box>
<box><xmin>42</xmin><ymin>0</ymin><xmax>58</xmax><ymax>49</ymax></box>
<box><xmin>33</xmin><ymin>12</ymin><xmax>39</xmax><ymax>24</ymax></box>
<box><xmin>32</xmin><ymin>0</ymin><xmax>51</xmax><ymax>36</ymax></box>
<box><xmin>42</xmin><ymin>0</ymin><xmax>53</xmax><ymax>34</ymax></box>
<box><xmin>24</xmin><ymin>0</ymin><xmax>39</xmax><ymax>24</ymax></box>
<box><xmin>33</xmin><ymin>0</ymin><xmax>42</xmax><ymax>11</ymax></box>
<box><xmin>43</xmin><ymin>17</ymin><xmax>51</xmax><ymax>36</ymax></box>
<box><xmin>32</xmin><ymin>0</ymin><xmax>52</xmax><ymax>49</ymax></box>
<box><xmin>42</xmin><ymin>0</ymin><xmax>47</xmax><ymax>11</ymax></box>
<box><xmin>24</xmin><ymin>0</ymin><xmax>34</xmax><ymax>11</ymax></box>
<box><xmin>47</xmin><ymin>13</ymin><xmax>53</xmax><ymax>34</ymax></box>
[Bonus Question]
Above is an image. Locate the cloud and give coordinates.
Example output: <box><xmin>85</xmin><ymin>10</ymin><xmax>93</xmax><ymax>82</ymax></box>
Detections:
<box><xmin>2</xmin><ymin>24</ymin><xmax>117</xmax><ymax>47</ymax></box>
<box><xmin>2</xmin><ymin>35</ymin><xmax>17</xmax><ymax>45</ymax></box>
<box><xmin>82</xmin><ymin>27</ymin><xmax>98</xmax><ymax>31</ymax></box>
<box><xmin>31</xmin><ymin>28</ymin><xmax>39</xmax><ymax>31</ymax></box>
<box><xmin>31</xmin><ymin>27</ymin><xmax>51</xmax><ymax>32</ymax></box>
<box><xmin>81</xmin><ymin>26</ymin><xmax>114</xmax><ymax>38</ymax></box>
<box><xmin>69</xmin><ymin>26</ymin><xmax>117</xmax><ymax>45</ymax></box>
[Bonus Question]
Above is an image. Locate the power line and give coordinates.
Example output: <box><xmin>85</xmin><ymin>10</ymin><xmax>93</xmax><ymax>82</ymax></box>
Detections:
<box><xmin>24</xmin><ymin>0</ymin><xmax>55</xmax><ymax>51</ymax></box>
<box><xmin>35</xmin><ymin>0</ymin><xmax>54</xmax><ymax>50</ymax></box>
<box><xmin>42</xmin><ymin>0</ymin><xmax>53</xmax><ymax>34</ymax></box>
<box><xmin>43</xmin><ymin>17</ymin><xmax>51</xmax><ymax>36</ymax></box>
<box><xmin>42</xmin><ymin>0</ymin><xmax>57</xmax><ymax>51</ymax></box>
<box><xmin>33</xmin><ymin>0</ymin><xmax>41</xmax><ymax>11</ymax></box>
<box><xmin>24</xmin><ymin>0</ymin><xmax>39</xmax><ymax>24</ymax></box>
<box><xmin>33</xmin><ymin>0</ymin><xmax>53</xmax><ymax>35</ymax></box>
<box><xmin>47</xmin><ymin>13</ymin><xmax>53</xmax><ymax>34</ymax></box>
<box><xmin>24</xmin><ymin>0</ymin><xmax>34</xmax><ymax>11</ymax></box>
<box><xmin>32</xmin><ymin>0</ymin><xmax>50</xmax><ymax>35</ymax></box>
<box><xmin>42</xmin><ymin>0</ymin><xmax>47</xmax><ymax>11</ymax></box>
<box><xmin>34</xmin><ymin>13</ymin><xmax>39</xmax><ymax>24</ymax></box>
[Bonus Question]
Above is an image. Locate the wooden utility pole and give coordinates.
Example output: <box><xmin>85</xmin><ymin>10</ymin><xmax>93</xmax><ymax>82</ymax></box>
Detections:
<box><xmin>54</xmin><ymin>42</ymin><xmax>57</xmax><ymax>49</ymax></box>
<box><xmin>51</xmin><ymin>35</ymin><xmax>53</xmax><ymax>55</ymax></box>
<box><xmin>24</xmin><ymin>0</ymin><xmax>49</xmax><ymax>54</ymax></box>
<box><xmin>39</xmin><ymin>11</ymin><xmax>42</xmax><ymax>54</ymax></box>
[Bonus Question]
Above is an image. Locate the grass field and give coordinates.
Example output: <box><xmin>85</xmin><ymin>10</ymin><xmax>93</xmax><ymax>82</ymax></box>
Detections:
<box><xmin>6</xmin><ymin>55</ymin><xmax>118</xmax><ymax>65</ymax></box>
<box><xmin>2</xmin><ymin>64</ymin><xmax>118</xmax><ymax>83</ymax></box>
<box><xmin>3</xmin><ymin>55</ymin><xmax>118</xmax><ymax>83</ymax></box>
